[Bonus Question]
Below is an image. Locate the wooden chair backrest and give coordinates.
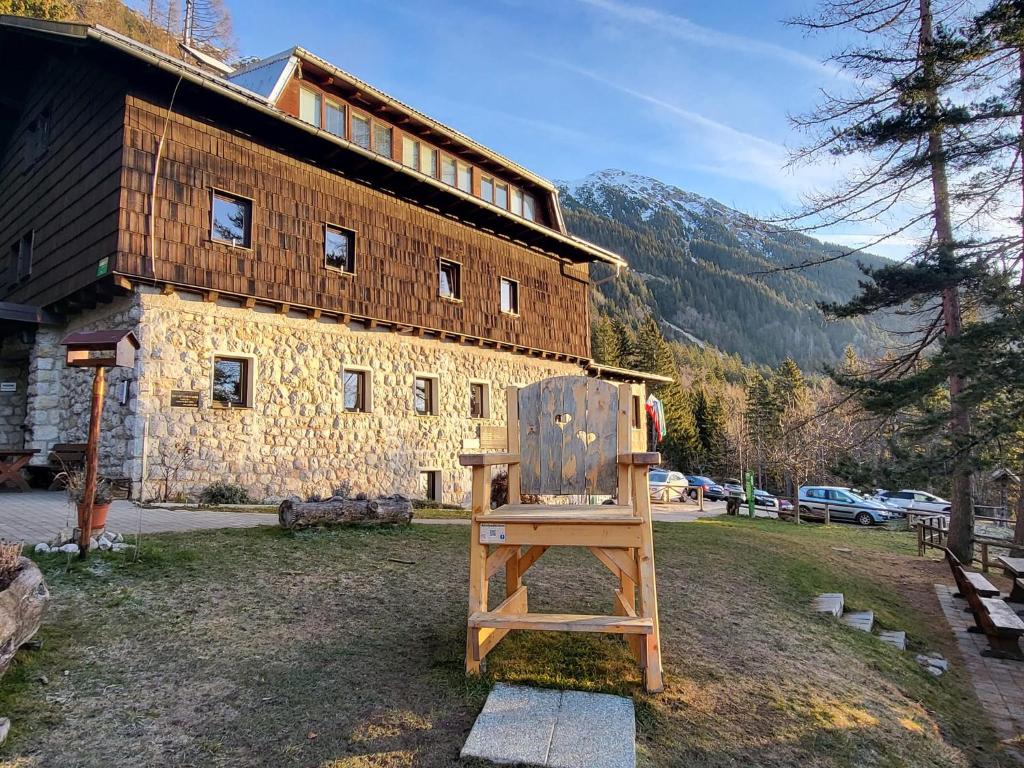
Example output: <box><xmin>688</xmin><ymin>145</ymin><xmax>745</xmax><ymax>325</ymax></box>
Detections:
<box><xmin>514</xmin><ymin>376</ymin><xmax>626</xmax><ymax>496</ymax></box>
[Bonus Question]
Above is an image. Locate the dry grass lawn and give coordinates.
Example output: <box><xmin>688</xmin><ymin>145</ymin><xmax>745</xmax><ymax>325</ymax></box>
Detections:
<box><xmin>0</xmin><ymin>516</ymin><xmax>1014</xmax><ymax>767</ymax></box>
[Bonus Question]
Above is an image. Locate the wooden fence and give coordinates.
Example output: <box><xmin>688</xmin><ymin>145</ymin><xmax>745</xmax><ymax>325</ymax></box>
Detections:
<box><xmin>916</xmin><ymin>513</ymin><xmax>1018</xmax><ymax>571</ymax></box>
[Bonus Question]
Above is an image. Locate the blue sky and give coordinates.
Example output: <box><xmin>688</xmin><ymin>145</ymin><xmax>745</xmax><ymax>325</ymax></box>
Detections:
<box><xmin>229</xmin><ymin>0</ymin><xmax>902</xmax><ymax>256</ymax></box>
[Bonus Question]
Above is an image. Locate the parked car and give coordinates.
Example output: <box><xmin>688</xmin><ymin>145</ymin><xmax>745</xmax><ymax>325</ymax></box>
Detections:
<box><xmin>649</xmin><ymin>470</ymin><xmax>689</xmax><ymax>502</ymax></box>
<box><xmin>875</xmin><ymin>489</ymin><xmax>951</xmax><ymax>515</ymax></box>
<box><xmin>798</xmin><ymin>486</ymin><xmax>897</xmax><ymax>526</ymax></box>
<box><xmin>685</xmin><ymin>476</ymin><xmax>728</xmax><ymax>501</ymax></box>
<box><xmin>778</xmin><ymin>498</ymin><xmax>794</xmax><ymax>514</ymax></box>
<box><xmin>752</xmin><ymin>489</ymin><xmax>779</xmax><ymax>512</ymax></box>
<box><xmin>720</xmin><ymin>478</ymin><xmax>745</xmax><ymax>499</ymax></box>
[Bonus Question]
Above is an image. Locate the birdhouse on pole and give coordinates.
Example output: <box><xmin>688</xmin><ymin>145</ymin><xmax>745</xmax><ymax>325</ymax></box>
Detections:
<box><xmin>59</xmin><ymin>329</ymin><xmax>139</xmax><ymax>558</ymax></box>
<box><xmin>61</xmin><ymin>329</ymin><xmax>139</xmax><ymax>369</ymax></box>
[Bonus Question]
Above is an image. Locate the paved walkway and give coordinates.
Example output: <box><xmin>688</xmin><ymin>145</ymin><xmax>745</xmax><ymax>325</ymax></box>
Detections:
<box><xmin>0</xmin><ymin>491</ymin><xmax>277</xmax><ymax>543</ymax></box>
<box><xmin>935</xmin><ymin>584</ymin><xmax>1024</xmax><ymax>763</ymax></box>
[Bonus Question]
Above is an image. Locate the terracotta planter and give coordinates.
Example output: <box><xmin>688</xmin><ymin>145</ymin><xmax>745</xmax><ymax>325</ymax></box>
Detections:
<box><xmin>76</xmin><ymin>501</ymin><xmax>111</xmax><ymax>531</ymax></box>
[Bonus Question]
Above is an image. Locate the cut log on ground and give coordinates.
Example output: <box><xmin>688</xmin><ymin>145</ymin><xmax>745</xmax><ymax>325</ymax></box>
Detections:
<box><xmin>279</xmin><ymin>495</ymin><xmax>414</xmax><ymax>529</ymax></box>
<box><xmin>0</xmin><ymin>558</ymin><xmax>49</xmax><ymax>677</ymax></box>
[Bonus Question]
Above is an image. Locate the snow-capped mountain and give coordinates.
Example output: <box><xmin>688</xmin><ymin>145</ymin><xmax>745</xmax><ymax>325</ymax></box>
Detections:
<box><xmin>557</xmin><ymin>170</ymin><xmax>894</xmax><ymax>368</ymax></box>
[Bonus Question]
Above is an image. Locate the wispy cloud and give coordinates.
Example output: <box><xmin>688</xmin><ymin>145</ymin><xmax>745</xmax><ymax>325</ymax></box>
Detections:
<box><xmin>573</xmin><ymin>0</ymin><xmax>851</xmax><ymax>82</ymax></box>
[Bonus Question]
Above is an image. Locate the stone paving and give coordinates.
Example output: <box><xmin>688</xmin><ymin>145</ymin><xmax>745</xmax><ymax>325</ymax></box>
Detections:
<box><xmin>935</xmin><ymin>584</ymin><xmax>1024</xmax><ymax>763</ymax></box>
<box><xmin>0</xmin><ymin>491</ymin><xmax>276</xmax><ymax>543</ymax></box>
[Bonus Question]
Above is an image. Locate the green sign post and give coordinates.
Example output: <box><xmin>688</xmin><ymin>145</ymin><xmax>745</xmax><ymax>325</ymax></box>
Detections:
<box><xmin>745</xmin><ymin>471</ymin><xmax>755</xmax><ymax>518</ymax></box>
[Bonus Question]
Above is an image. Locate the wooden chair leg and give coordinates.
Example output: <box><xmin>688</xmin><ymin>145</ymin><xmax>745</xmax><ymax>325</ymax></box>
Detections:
<box><xmin>466</xmin><ymin>466</ymin><xmax>491</xmax><ymax>676</ymax></box>
<box><xmin>633</xmin><ymin>472</ymin><xmax>664</xmax><ymax>693</ymax></box>
<box><xmin>505</xmin><ymin>547</ymin><xmax>522</xmax><ymax>599</ymax></box>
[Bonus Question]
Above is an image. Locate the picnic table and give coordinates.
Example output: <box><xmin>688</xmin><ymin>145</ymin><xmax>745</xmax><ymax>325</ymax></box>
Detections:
<box><xmin>0</xmin><ymin>449</ymin><xmax>39</xmax><ymax>492</ymax></box>
<box><xmin>997</xmin><ymin>555</ymin><xmax>1024</xmax><ymax>604</ymax></box>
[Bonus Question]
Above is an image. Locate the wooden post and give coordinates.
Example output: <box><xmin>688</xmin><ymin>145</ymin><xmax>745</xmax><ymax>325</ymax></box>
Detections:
<box><xmin>697</xmin><ymin>486</ymin><xmax>703</xmax><ymax>511</ymax></box>
<box><xmin>466</xmin><ymin>465</ymin><xmax>491</xmax><ymax>674</ymax></box>
<box><xmin>78</xmin><ymin>366</ymin><xmax>106</xmax><ymax>559</ymax></box>
<box><xmin>980</xmin><ymin>542</ymin><xmax>989</xmax><ymax>572</ymax></box>
<box><xmin>917</xmin><ymin>523</ymin><xmax>924</xmax><ymax>557</ymax></box>
<box><xmin>824</xmin><ymin>504</ymin><xmax>830</xmax><ymax>526</ymax></box>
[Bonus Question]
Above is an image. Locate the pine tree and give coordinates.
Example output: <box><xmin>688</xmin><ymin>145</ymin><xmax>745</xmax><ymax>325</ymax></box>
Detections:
<box><xmin>590</xmin><ymin>315</ymin><xmax>620</xmax><ymax>366</ymax></box>
<box><xmin>609</xmin><ymin>318</ymin><xmax>636</xmax><ymax>370</ymax></box>
<box><xmin>691</xmin><ymin>383</ymin><xmax>729</xmax><ymax>475</ymax></box>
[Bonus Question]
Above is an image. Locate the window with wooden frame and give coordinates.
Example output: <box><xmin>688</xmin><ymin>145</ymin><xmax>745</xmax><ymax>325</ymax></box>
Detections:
<box><xmin>9</xmin><ymin>231</ymin><xmax>33</xmax><ymax>284</ymax></box>
<box><xmin>494</xmin><ymin>181</ymin><xmax>509</xmax><ymax>209</ymax></box>
<box><xmin>438</xmin><ymin>258</ymin><xmax>461</xmax><ymax>301</ymax></box>
<box><xmin>421</xmin><ymin>146</ymin><xmax>438</xmax><ymax>177</ymax></box>
<box><xmin>522</xmin><ymin>191</ymin><xmax>537</xmax><ymax>222</ymax></box>
<box><xmin>499</xmin><ymin>277</ymin><xmax>519</xmax><ymax>316</ymax></box>
<box><xmin>212</xmin><ymin>356</ymin><xmax>253</xmax><ymax>407</ymax></box>
<box><xmin>324</xmin><ymin>224</ymin><xmax>356</xmax><ymax>274</ymax></box>
<box><xmin>479</xmin><ymin>174</ymin><xmax>494</xmax><ymax>203</ymax></box>
<box><xmin>511</xmin><ymin>187</ymin><xmax>523</xmax><ymax>216</ymax></box>
<box><xmin>441</xmin><ymin>155</ymin><xmax>457</xmax><ymax>186</ymax></box>
<box><xmin>414</xmin><ymin>375</ymin><xmax>438</xmax><ymax>416</ymax></box>
<box><xmin>373</xmin><ymin>122</ymin><xmax>392</xmax><ymax>157</ymax></box>
<box><xmin>457</xmin><ymin>162</ymin><xmax>472</xmax><ymax>193</ymax></box>
<box><xmin>469</xmin><ymin>381</ymin><xmax>490</xmax><ymax>419</ymax></box>
<box><xmin>342</xmin><ymin>367</ymin><xmax>370</xmax><ymax>412</ymax></box>
<box><xmin>210</xmin><ymin>190</ymin><xmax>251</xmax><ymax>248</ymax></box>
<box><xmin>420</xmin><ymin>469</ymin><xmax>441</xmax><ymax>502</ymax></box>
<box><xmin>299</xmin><ymin>87</ymin><xmax>322</xmax><ymax>128</ymax></box>
<box><xmin>325</xmin><ymin>99</ymin><xmax>346</xmax><ymax>138</ymax></box>
<box><xmin>402</xmin><ymin>136</ymin><xmax>420</xmax><ymax>170</ymax></box>
<box><xmin>351</xmin><ymin>113</ymin><xmax>371</xmax><ymax>149</ymax></box>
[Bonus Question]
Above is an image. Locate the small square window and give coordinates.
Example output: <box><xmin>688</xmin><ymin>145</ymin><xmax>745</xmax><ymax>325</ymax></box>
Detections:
<box><xmin>439</xmin><ymin>259</ymin><xmax>461</xmax><ymax>301</ymax></box>
<box><xmin>212</xmin><ymin>356</ymin><xmax>251</xmax><ymax>407</ymax></box>
<box><xmin>325</xmin><ymin>224</ymin><xmax>355</xmax><ymax>273</ymax></box>
<box><xmin>500</xmin><ymin>277</ymin><xmax>519</xmax><ymax>315</ymax></box>
<box><xmin>414</xmin><ymin>376</ymin><xmax>437</xmax><ymax>416</ymax></box>
<box><xmin>299</xmin><ymin>88</ymin><xmax>322</xmax><ymax>128</ymax></box>
<box><xmin>420</xmin><ymin>469</ymin><xmax>441</xmax><ymax>502</ymax></box>
<box><xmin>441</xmin><ymin>156</ymin><xmax>456</xmax><ymax>186</ymax></box>
<box><xmin>469</xmin><ymin>382</ymin><xmax>489</xmax><ymax>419</ymax></box>
<box><xmin>211</xmin><ymin>191</ymin><xmax>251</xmax><ymax>248</ymax></box>
<box><xmin>352</xmin><ymin>113</ymin><xmax>371</xmax><ymax>149</ymax></box>
<box><xmin>373</xmin><ymin>123</ymin><xmax>392</xmax><ymax>157</ymax></box>
<box><xmin>325</xmin><ymin>100</ymin><xmax>346</xmax><ymax>137</ymax></box>
<box><xmin>343</xmin><ymin>369</ymin><xmax>369</xmax><ymax>412</ymax></box>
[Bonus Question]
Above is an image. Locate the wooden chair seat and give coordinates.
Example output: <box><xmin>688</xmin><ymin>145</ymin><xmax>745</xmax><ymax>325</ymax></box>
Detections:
<box><xmin>469</xmin><ymin>612</ymin><xmax>654</xmax><ymax>634</ymax></box>
<box><xmin>480</xmin><ymin>504</ymin><xmax>640</xmax><ymax>524</ymax></box>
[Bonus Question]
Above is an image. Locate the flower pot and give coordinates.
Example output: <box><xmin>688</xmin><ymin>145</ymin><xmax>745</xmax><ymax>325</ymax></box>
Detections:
<box><xmin>76</xmin><ymin>501</ymin><xmax>111</xmax><ymax>531</ymax></box>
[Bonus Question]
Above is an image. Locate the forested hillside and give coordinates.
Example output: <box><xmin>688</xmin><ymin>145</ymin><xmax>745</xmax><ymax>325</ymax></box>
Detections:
<box><xmin>559</xmin><ymin>170</ymin><xmax>895</xmax><ymax>369</ymax></box>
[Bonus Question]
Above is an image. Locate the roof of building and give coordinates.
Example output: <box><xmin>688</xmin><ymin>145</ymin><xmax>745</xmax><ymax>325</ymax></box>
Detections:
<box><xmin>0</xmin><ymin>16</ymin><xmax>625</xmax><ymax>268</ymax></box>
<box><xmin>586</xmin><ymin>362</ymin><xmax>674</xmax><ymax>385</ymax></box>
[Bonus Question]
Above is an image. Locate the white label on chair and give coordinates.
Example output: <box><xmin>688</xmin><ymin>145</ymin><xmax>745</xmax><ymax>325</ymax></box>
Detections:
<box><xmin>479</xmin><ymin>524</ymin><xmax>507</xmax><ymax>544</ymax></box>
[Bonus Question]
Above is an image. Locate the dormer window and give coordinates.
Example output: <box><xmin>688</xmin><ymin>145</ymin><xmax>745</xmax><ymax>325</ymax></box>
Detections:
<box><xmin>441</xmin><ymin>156</ymin><xmax>457</xmax><ymax>186</ymax></box>
<box><xmin>511</xmin><ymin>188</ymin><xmax>523</xmax><ymax>216</ymax></box>
<box><xmin>495</xmin><ymin>181</ymin><xmax>509</xmax><ymax>209</ymax></box>
<box><xmin>373</xmin><ymin>123</ymin><xmax>392</xmax><ymax>157</ymax></box>
<box><xmin>299</xmin><ymin>88</ymin><xmax>322</xmax><ymax>128</ymax></box>
<box><xmin>325</xmin><ymin>99</ymin><xmax>345</xmax><ymax>138</ymax></box>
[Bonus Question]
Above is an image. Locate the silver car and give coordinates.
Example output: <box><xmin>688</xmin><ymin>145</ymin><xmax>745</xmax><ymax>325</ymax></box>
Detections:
<box><xmin>649</xmin><ymin>470</ymin><xmax>689</xmax><ymax>502</ymax></box>
<box><xmin>876</xmin><ymin>489</ymin><xmax>950</xmax><ymax>514</ymax></box>
<box><xmin>798</xmin><ymin>486</ymin><xmax>896</xmax><ymax>526</ymax></box>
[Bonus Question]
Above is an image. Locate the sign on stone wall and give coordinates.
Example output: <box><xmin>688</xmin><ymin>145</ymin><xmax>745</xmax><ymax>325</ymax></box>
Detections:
<box><xmin>170</xmin><ymin>390</ymin><xmax>201</xmax><ymax>408</ymax></box>
<box><xmin>0</xmin><ymin>382</ymin><xmax>15</xmax><ymax>393</ymax></box>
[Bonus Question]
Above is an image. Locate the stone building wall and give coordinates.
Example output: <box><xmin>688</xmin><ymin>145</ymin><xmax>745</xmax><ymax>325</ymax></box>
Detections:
<box><xmin>134</xmin><ymin>288</ymin><xmax>584</xmax><ymax>503</ymax></box>
<box><xmin>23</xmin><ymin>295</ymin><xmax>142</xmax><ymax>479</ymax></box>
<box><xmin>0</xmin><ymin>336</ymin><xmax>30</xmax><ymax>449</ymax></box>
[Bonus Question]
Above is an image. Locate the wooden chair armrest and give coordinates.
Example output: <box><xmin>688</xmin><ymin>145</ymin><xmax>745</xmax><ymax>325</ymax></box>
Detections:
<box><xmin>459</xmin><ymin>452</ymin><xmax>521</xmax><ymax>467</ymax></box>
<box><xmin>617</xmin><ymin>452</ymin><xmax>662</xmax><ymax>466</ymax></box>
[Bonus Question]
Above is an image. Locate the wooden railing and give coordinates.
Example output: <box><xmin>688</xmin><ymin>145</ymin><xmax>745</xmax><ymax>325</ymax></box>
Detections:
<box><xmin>916</xmin><ymin>513</ymin><xmax>1018</xmax><ymax>571</ymax></box>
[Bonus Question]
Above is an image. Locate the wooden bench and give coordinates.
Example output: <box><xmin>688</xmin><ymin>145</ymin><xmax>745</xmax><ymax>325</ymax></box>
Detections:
<box><xmin>953</xmin><ymin>557</ymin><xmax>1024</xmax><ymax>661</ymax></box>
<box><xmin>944</xmin><ymin>548</ymin><xmax>1000</xmax><ymax>599</ymax></box>
<box><xmin>997</xmin><ymin>556</ymin><xmax>1024</xmax><ymax>604</ymax></box>
<box><xmin>43</xmin><ymin>443</ymin><xmax>131</xmax><ymax>498</ymax></box>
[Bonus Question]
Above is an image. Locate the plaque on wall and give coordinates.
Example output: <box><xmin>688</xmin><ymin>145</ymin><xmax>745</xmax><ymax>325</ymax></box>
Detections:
<box><xmin>170</xmin><ymin>390</ymin><xmax>201</xmax><ymax>408</ymax></box>
<box><xmin>0</xmin><ymin>382</ymin><xmax>15</xmax><ymax>393</ymax></box>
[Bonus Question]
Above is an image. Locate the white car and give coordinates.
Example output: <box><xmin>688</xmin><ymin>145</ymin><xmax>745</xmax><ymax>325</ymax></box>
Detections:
<box><xmin>649</xmin><ymin>470</ymin><xmax>689</xmax><ymax>502</ymax></box>
<box><xmin>876</xmin><ymin>489</ymin><xmax>951</xmax><ymax>514</ymax></box>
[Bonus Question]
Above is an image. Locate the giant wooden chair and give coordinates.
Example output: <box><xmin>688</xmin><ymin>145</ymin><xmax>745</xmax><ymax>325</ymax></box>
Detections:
<box><xmin>459</xmin><ymin>376</ymin><xmax>664</xmax><ymax>692</ymax></box>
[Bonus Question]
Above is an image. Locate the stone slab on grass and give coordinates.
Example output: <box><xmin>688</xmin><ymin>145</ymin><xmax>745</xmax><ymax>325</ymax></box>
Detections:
<box><xmin>842</xmin><ymin>610</ymin><xmax>875</xmax><ymax>633</ymax></box>
<box><xmin>461</xmin><ymin>683</ymin><xmax>635</xmax><ymax>768</ymax></box>
<box><xmin>878</xmin><ymin>630</ymin><xmax>907</xmax><ymax>650</ymax></box>
<box><xmin>812</xmin><ymin>593</ymin><xmax>844</xmax><ymax>617</ymax></box>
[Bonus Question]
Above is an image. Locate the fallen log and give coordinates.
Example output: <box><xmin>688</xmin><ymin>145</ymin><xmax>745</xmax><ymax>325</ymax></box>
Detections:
<box><xmin>0</xmin><ymin>558</ymin><xmax>49</xmax><ymax>677</ymax></box>
<box><xmin>278</xmin><ymin>495</ymin><xmax>414</xmax><ymax>530</ymax></box>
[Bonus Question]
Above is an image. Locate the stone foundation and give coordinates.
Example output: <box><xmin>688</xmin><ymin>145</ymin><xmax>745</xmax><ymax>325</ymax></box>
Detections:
<box><xmin>18</xmin><ymin>287</ymin><xmax>585</xmax><ymax>504</ymax></box>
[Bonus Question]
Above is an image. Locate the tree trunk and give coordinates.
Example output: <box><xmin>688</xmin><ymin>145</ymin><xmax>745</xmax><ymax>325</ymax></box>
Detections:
<box><xmin>278</xmin><ymin>496</ymin><xmax>414</xmax><ymax>529</ymax></box>
<box><xmin>920</xmin><ymin>0</ymin><xmax>975</xmax><ymax>562</ymax></box>
<box><xmin>0</xmin><ymin>558</ymin><xmax>49</xmax><ymax>677</ymax></box>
